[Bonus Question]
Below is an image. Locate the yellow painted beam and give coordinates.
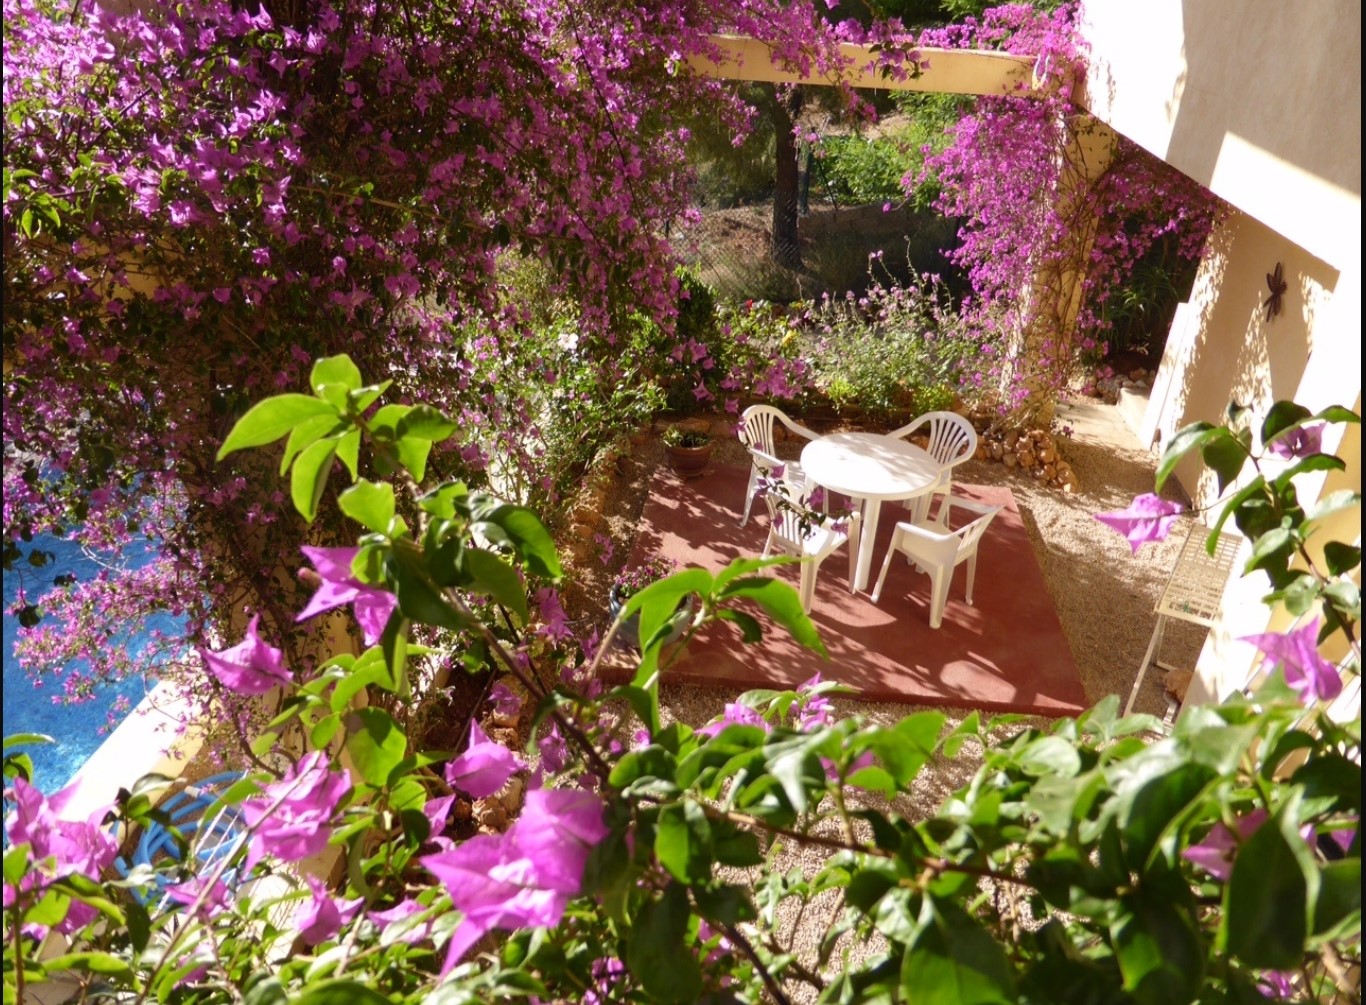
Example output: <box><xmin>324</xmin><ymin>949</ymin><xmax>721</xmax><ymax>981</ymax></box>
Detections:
<box><xmin>690</xmin><ymin>34</ymin><xmax>1046</xmax><ymax>98</ymax></box>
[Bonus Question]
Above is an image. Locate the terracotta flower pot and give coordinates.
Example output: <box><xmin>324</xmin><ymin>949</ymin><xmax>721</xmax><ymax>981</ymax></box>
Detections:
<box><xmin>664</xmin><ymin>442</ymin><xmax>713</xmax><ymax>479</ymax></box>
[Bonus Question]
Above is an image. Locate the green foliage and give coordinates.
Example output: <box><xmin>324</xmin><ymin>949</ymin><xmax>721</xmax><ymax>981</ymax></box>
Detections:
<box><xmin>813</xmin><ymin>133</ymin><xmax>910</xmax><ymax>204</ymax></box>
<box><xmin>4</xmin><ymin>373</ymin><xmax>1359</xmax><ymax>1005</ymax></box>
<box><xmin>661</xmin><ymin>426</ymin><xmax>711</xmax><ymax>448</ymax></box>
<box><xmin>804</xmin><ymin>271</ymin><xmax>984</xmax><ymax>420</ymax></box>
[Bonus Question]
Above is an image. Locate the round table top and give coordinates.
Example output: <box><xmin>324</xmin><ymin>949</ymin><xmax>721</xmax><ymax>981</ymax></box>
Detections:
<box><xmin>800</xmin><ymin>431</ymin><xmax>940</xmax><ymax>501</ymax></box>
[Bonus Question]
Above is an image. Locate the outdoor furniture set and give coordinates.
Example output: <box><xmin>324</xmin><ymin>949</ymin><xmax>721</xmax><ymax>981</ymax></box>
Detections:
<box><xmin>738</xmin><ymin>405</ymin><xmax>1000</xmax><ymax>625</ymax></box>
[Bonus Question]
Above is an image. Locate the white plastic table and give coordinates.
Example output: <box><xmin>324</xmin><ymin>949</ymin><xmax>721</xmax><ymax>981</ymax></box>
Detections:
<box><xmin>800</xmin><ymin>432</ymin><xmax>941</xmax><ymax>592</ymax></box>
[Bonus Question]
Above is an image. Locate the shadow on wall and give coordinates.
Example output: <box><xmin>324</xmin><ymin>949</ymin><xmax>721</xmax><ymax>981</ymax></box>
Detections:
<box><xmin>1153</xmin><ymin>208</ymin><xmax>1338</xmax><ymax>507</ymax></box>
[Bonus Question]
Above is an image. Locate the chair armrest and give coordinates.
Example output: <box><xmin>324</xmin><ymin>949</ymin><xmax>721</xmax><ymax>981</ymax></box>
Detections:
<box><xmin>775</xmin><ymin>413</ymin><xmax>820</xmax><ymax>442</ymax></box>
<box><xmin>888</xmin><ymin>417</ymin><xmax>926</xmax><ymax>440</ymax></box>
<box><xmin>893</xmin><ymin>519</ymin><xmax>957</xmax><ymax>546</ymax></box>
<box><xmin>941</xmin><ymin>496</ymin><xmax>998</xmax><ymax>520</ymax></box>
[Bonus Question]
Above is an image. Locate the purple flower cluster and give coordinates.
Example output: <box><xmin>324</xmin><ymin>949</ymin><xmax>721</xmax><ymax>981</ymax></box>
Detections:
<box><xmin>611</xmin><ymin>555</ymin><xmax>677</xmax><ymax>601</ymax></box>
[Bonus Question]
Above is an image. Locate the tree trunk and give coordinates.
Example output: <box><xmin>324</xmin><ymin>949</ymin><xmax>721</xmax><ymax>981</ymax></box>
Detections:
<box><xmin>770</xmin><ymin>85</ymin><xmax>804</xmax><ymax>269</ymax></box>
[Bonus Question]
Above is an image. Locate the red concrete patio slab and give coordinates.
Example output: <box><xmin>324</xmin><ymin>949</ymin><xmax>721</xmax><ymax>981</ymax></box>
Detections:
<box><xmin>603</xmin><ymin>463</ymin><xmax>1088</xmax><ymax>717</ymax></box>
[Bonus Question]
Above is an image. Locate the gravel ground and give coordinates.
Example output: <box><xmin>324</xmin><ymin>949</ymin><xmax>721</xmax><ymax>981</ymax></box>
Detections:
<box><xmin>555</xmin><ymin>398</ymin><xmax>1213</xmax><ymax>995</ymax></box>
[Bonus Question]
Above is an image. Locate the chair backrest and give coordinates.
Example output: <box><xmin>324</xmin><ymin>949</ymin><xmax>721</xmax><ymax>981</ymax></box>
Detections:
<box><xmin>764</xmin><ymin>481</ymin><xmax>848</xmax><ymax>554</ymax></box>
<box><xmin>952</xmin><ymin>506</ymin><xmax>999</xmax><ymax>558</ymax></box>
<box><xmin>902</xmin><ymin>411</ymin><xmax>977</xmax><ymax>470</ymax></box>
<box><xmin>738</xmin><ymin>405</ymin><xmax>786</xmax><ymax>457</ymax></box>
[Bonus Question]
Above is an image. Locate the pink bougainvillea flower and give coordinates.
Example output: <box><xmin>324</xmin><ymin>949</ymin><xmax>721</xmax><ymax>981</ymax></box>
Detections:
<box><xmin>1094</xmin><ymin>493</ymin><xmax>1185</xmax><ymax>554</ymax></box>
<box><xmin>367</xmin><ymin>898</ymin><xmax>435</xmax><ymax>943</ymax></box>
<box><xmin>445</xmin><ymin>721</ymin><xmax>523</xmax><ymax>798</ymax></box>
<box><xmin>199</xmin><ymin>615</ymin><xmax>291</xmax><ymax>695</ymax></box>
<box><xmin>3</xmin><ymin>778</ymin><xmax>118</xmax><ymax>936</ymax></box>
<box><xmin>166</xmin><ymin>876</ymin><xmax>232</xmax><ymax>919</ymax></box>
<box><xmin>1241</xmin><ymin>618</ymin><xmax>1343</xmax><ymax>705</ymax></box>
<box><xmin>1267</xmin><ymin>422</ymin><xmax>1324</xmax><ymax>460</ymax></box>
<box><xmin>1257</xmin><ymin>970</ymin><xmax>1296</xmax><ymax>1000</ymax></box>
<box><xmin>1182</xmin><ymin>809</ymin><xmax>1268</xmax><ymax>881</ymax></box>
<box><xmin>697</xmin><ymin>702</ymin><xmax>769</xmax><ymax>738</ymax></box>
<box><xmin>420</xmin><ymin>787</ymin><xmax>607</xmax><ymax>974</ymax></box>
<box><xmin>511</xmin><ymin>788</ymin><xmax>611</xmax><ymax>894</ymax></box>
<box><xmin>295</xmin><ymin>874</ymin><xmax>363</xmax><ymax>946</ymax></box>
<box><xmin>296</xmin><ymin>546</ymin><xmax>397</xmax><ymax>645</ymax></box>
<box><xmin>796</xmin><ymin>673</ymin><xmax>835</xmax><ymax>730</ymax></box>
<box><xmin>487</xmin><ymin>683</ymin><xmax>522</xmax><ymax>719</ymax></box>
<box><xmin>241</xmin><ymin>751</ymin><xmax>351</xmax><ymax>869</ymax></box>
<box><xmin>533</xmin><ymin>587</ymin><xmax>574</xmax><ymax>644</ymax></box>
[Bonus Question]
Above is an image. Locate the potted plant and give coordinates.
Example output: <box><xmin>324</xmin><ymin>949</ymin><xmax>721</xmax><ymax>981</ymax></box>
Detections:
<box><xmin>607</xmin><ymin>554</ymin><xmax>694</xmax><ymax>650</ymax></box>
<box><xmin>662</xmin><ymin>424</ymin><xmax>714</xmax><ymax>478</ymax></box>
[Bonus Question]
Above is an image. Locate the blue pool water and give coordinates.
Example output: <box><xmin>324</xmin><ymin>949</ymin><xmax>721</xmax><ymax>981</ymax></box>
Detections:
<box><xmin>3</xmin><ymin>534</ymin><xmax>165</xmax><ymax>793</ymax></box>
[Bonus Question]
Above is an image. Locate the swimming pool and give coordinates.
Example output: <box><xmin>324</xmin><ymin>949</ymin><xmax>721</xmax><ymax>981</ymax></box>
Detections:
<box><xmin>2</xmin><ymin>534</ymin><xmax>164</xmax><ymax>793</ymax></box>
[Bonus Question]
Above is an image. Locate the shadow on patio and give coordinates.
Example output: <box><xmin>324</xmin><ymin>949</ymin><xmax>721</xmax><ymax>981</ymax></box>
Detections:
<box><xmin>600</xmin><ymin>463</ymin><xmax>1088</xmax><ymax>717</ymax></box>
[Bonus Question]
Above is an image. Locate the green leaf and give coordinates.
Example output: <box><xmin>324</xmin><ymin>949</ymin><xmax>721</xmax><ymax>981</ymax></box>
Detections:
<box><xmin>1017</xmin><ymin>735</ymin><xmax>1082</xmax><ymax>777</ymax></box>
<box><xmin>1323</xmin><ymin>541</ymin><xmax>1361</xmax><ymax>576</ymax></box>
<box><xmin>310</xmin><ymin>355</ymin><xmax>363</xmax><ymax>396</ymax></box>
<box><xmin>716</xmin><ymin>608</ymin><xmax>763</xmax><ymax>643</ymax></box>
<box><xmin>1110</xmin><ymin>889</ymin><xmax>1206</xmax><ymax>1005</ymax></box>
<box><xmin>1202</xmin><ymin>432</ymin><xmax>1249</xmax><ymax>494</ymax></box>
<box><xmin>279</xmin><ymin>412</ymin><xmax>346</xmax><ymax>476</ymax></box>
<box><xmin>1222</xmin><ymin>803</ymin><xmax>1315</xmax><ymax>970</ymax></box>
<box><xmin>722</xmin><ymin>576</ymin><xmax>826</xmax><ymax>657</ymax></box>
<box><xmin>1244</xmin><ymin>526</ymin><xmax>1295</xmax><ymax>577</ymax></box>
<box><xmin>901</xmin><ymin>899</ymin><xmax>1015</xmax><ymax>1004</ymax></box>
<box><xmin>1207</xmin><ymin>475</ymin><xmax>1267</xmax><ymax>547</ymax></box>
<box><xmin>1323</xmin><ymin>580</ymin><xmax>1361</xmax><ymax>620</ymax></box>
<box><xmin>294</xmin><ymin>980</ymin><xmax>394</xmax><ymax>1005</ymax></box>
<box><xmin>389</xmin><ymin>549</ymin><xmax>466</xmax><ymax>632</ymax></box>
<box><xmin>345</xmin><ymin>708</ymin><xmax>408</xmax><ymax>788</ymax></box>
<box><xmin>1156</xmin><ymin>421</ymin><xmax>1219</xmax><ymax>490</ymax></box>
<box><xmin>417</xmin><ymin>481</ymin><xmax>470</xmax><ymax>520</ymax></box>
<box><xmin>1261</xmin><ymin>402</ymin><xmax>1312</xmax><ymax>444</ymax></box>
<box><xmin>396</xmin><ymin>404</ymin><xmax>458</xmax><ymax>441</ymax></box>
<box><xmin>485</xmin><ymin>505</ymin><xmax>563</xmax><ymax>580</ymax></box>
<box><xmin>713</xmin><ymin>556</ymin><xmax>794</xmax><ymax>595</ymax></box>
<box><xmin>465</xmin><ymin>549</ymin><xmax>528</xmax><ymax>622</ymax></box>
<box><xmin>338</xmin><ymin>481</ymin><xmax>396</xmax><ymax>535</ymax></box>
<box><xmin>3</xmin><ymin>733</ymin><xmax>54</xmax><ymax>749</ymax></box>
<box><xmin>1312</xmin><ymin>858</ymin><xmax>1360</xmax><ymax>941</ymax></box>
<box><xmin>1313</xmin><ymin>404</ymin><xmax>1360</xmax><ymax>425</ymax></box>
<box><xmin>217</xmin><ymin>395</ymin><xmax>338</xmax><ymax>460</ymax></box>
<box><xmin>655</xmin><ymin>801</ymin><xmax>712</xmax><ymax>883</ymax></box>
<box><xmin>290</xmin><ymin>438</ymin><xmax>338</xmax><ymax>522</ymax></box>
<box><xmin>395</xmin><ymin>436</ymin><xmax>433</xmax><ymax>482</ymax></box>
<box><xmin>40</xmin><ymin>951</ymin><xmax>132</xmax><ymax>978</ymax></box>
<box><xmin>627</xmin><ymin>883</ymin><xmax>704</xmax><ymax>1004</ymax></box>
<box><xmin>1307</xmin><ymin>489</ymin><xmax>1360</xmax><ymax>522</ymax></box>
<box><xmin>335</xmin><ymin>427</ymin><xmax>361</xmax><ymax>481</ymax></box>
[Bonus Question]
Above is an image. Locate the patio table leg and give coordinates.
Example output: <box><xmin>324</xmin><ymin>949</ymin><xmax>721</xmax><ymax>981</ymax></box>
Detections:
<box><xmin>853</xmin><ymin>500</ymin><xmax>882</xmax><ymax>591</ymax></box>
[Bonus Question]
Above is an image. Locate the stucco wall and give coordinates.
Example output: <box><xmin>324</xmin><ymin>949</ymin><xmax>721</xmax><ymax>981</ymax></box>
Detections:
<box><xmin>1079</xmin><ymin>0</ymin><xmax>1361</xmax><ymax>272</ymax></box>
<box><xmin>1079</xmin><ymin>1</ymin><xmax>1361</xmax><ymax>707</ymax></box>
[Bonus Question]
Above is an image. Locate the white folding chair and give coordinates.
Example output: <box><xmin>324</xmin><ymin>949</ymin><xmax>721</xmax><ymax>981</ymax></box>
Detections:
<box><xmin>870</xmin><ymin>495</ymin><xmax>1001</xmax><ymax>629</ymax></box>
<box><xmin>1124</xmin><ymin>527</ymin><xmax>1241</xmax><ymax>718</ymax></box>
<box><xmin>889</xmin><ymin>411</ymin><xmax>977</xmax><ymax>524</ymax></box>
<box><xmin>761</xmin><ymin>485</ymin><xmax>860</xmax><ymax>614</ymax></box>
<box><xmin>738</xmin><ymin>405</ymin><xmax>820</xmax><ymax>527</ymax></box>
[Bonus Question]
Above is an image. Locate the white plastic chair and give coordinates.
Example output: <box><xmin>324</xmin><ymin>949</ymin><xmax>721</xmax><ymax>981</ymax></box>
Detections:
<box><xmin>738</xmin><ymin>405</ymin><xmax>820</xmax><ymax>527</ymax></box>
<box><xmin>761</xmin><ymin>485</ymin><xmax>861</xmax><ymax>614</ymax></box>
<box><xmin>870</xmin><ymin>495</ymin><xmax>1001</xmax><ymax>629</ymax></box>
<box><xmin>890</xmin><ymin>411</ymin><xmax>977</xmax><ymax>524</ymax></box>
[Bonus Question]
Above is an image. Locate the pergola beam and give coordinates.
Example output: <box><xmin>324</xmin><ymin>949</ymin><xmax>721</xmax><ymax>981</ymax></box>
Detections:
<box><xmin>690</xmin><ymin>35</ymin><xmax>1048</xmax><ymax>98</ymax></box>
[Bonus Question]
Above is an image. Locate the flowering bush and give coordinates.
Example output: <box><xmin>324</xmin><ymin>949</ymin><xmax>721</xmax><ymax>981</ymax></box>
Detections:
<box><xmin>610</xmin><ymin>555</ymin><xmax>679</xmax><ymax>602</ymax></box>
<box><xmin>912</xmin><ymin>4</ymin><xmax>1225</xmax><ymax>420</ymax></box>
<box><xmin>1</xmin><ymin>363</ymin><xmax>1359</xmax><ymax>1003</ymax></box>
<box><xmin>0</xmin><ymin>0</ymin><xmax>864</xmax><ymax>753</ymax></box>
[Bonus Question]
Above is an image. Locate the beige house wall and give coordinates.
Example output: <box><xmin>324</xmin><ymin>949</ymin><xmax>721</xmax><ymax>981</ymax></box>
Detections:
<box><xmin>1078</xmin><ymin>1</ymin><xmax>1361</xmax><ymax>707</ymax></box>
